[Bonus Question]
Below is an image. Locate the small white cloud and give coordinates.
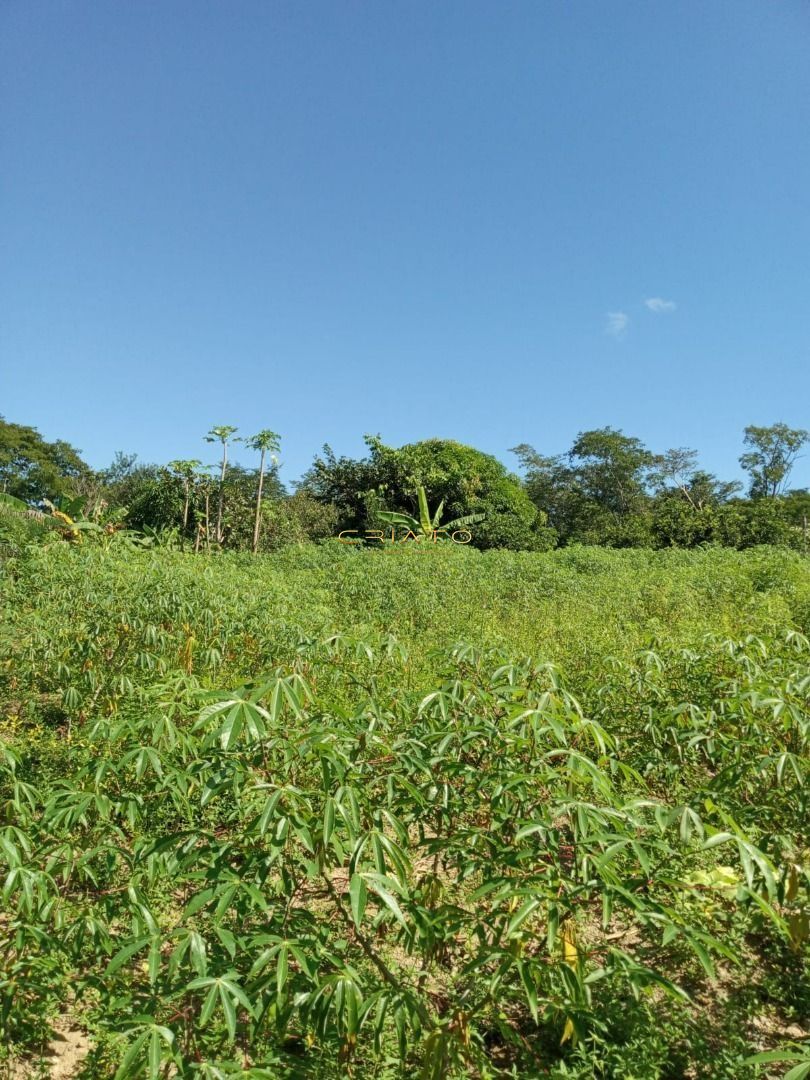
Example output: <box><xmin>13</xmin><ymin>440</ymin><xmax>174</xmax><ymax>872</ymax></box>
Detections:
<box><xmin>605</xmin><ymin>311</ymin><xmax>629</xmax><ymax>338</ymax></box>
<box><xmin>644</xmin><ymin>297</ymin><xmax>677</xmax><ymax>313</ymax></box>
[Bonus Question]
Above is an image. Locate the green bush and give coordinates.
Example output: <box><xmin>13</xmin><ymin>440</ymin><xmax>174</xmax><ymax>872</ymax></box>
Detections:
<box><xmin>302</xmin><ymin>436</ymin><xmax>556</xmax><ymax>552</ymax></box>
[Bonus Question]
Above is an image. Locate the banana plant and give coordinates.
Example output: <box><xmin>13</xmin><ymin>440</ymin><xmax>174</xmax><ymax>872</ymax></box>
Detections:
<box><xmin>0</xmin><ymin>492</ymin><xmax>101</xmax><ymax>543</ymax></box>
<box><xmin>376</xmin><ymin>484</ymin><xmax>484</xmax><ymax>541</ymax></box>
<box><xmin>42</xmin><ymin>495</ymin><xmax>104</xmax><ymax>542</ymax></box>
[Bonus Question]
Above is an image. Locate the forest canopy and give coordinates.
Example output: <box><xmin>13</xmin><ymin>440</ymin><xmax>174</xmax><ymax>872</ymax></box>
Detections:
<box><xmin>0</xmin><ymin>415</ymin><xmax>808</xmax><ymax>554</ymax></box>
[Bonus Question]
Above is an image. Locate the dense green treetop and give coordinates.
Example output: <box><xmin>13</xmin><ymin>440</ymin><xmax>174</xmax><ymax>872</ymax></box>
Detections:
<box><xmin>740</xmin><ymin>422</ymin><xmax>810</xmax><ymax>498</ymax></box>
<box><xmin>0</xmin><ymin>415</ymin><xmax>90</xmax><ymax>504</ymax></box>
<box><xmin>301</xmin><ymin>435</ymin><xmax>556</xmax><ymax>551</ymax></box>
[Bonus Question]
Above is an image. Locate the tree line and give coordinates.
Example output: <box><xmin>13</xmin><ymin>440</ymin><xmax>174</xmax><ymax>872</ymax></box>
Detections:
<box><xmin>1</xmin><ymin>415</ymin><xmax>808</xmax><ymax>553</ymax></box>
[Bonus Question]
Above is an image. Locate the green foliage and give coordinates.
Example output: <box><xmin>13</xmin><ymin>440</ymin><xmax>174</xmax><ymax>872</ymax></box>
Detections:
<box><xmin>205</xmin><ymin>425</ymin><xmax>239</xmax><ymax>451</ymax></box>
<box><xmin>302</xmin><ymin>436</ymin><xmax>555</xmax><ymax>551</ymax></box>
<box><xmin>740</xmin><ymin>424</ymin><xmax>810</xmax><ymax>499</ymax></box>
<box><xmin>260</xmin><ymin>492</ymin><xmax>340</xmax><ymax>551</ymax></box>
<box><xmin>4</xmin><ymin>414</ymin><xmax>808</xmax><ymax>556</ymax></box>
<box><xmin>0</xmin><ymin>542</ymin><xmax>808</xmax><ymax>1076</ymax></box>
<box><xmin>124</xmin><ymin>468</ymin><xmax>187</xmax><ymax>533</ymax></box>
<box><xmin>244</xmin><ymin>431</ymin><xmax>281</xmax><ymax>458</ymax></box>
<box><xmin>214</xmin><ymin>465</ymin><xmax>286</xmax><ymax>550</ymax></box>
<box><xmin>377</xmin><ymin>484</ymin><xmax>485</xmax><ymax>541</ymax></box>
<box><xmin>569</xmin><ymin>427</ymin><xmax>655</xmax><ymax>515</ymax></box>
<box><xmin>512</xmin><ymin>427</ymin><xmax>657</xmax><ymax>547</ymax></box>
<box><xmin>0</xmin><ymin>415</ymin><xmax>91</xmax><ymax>504</ymax></box>
<box><xmin>714</xmin><ymin>498</ymin><xmax>801</xmax><ymax>549</ymax></box>
<box><xmin>99</xmin><ymin>457</ymin><xmax>168</xmax><ymax>516</ymax></box>
<box><xmin>0</xmin><ymin>492</ymin><xmax>59</xmax><ymax>552</ymax></box>
<box><xmin>514</xmin><ymin>428</ymin><xmax>808</xmax><ymax>552</ymax></box>
<box><xmin>244</xmin><ymin>430</ymin><xmax>282</xmax><ymax>553</ymax></box>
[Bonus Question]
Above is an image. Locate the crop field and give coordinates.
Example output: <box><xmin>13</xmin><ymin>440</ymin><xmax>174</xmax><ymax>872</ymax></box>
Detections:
<box><xmin>1</xmin><ymin>542</ymin><xmax>809</xmax><ymax>1078</ymax></box>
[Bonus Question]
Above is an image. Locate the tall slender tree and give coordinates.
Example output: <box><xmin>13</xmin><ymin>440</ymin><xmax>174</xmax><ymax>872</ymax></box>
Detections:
<box><xmin>193</xmin><ymin>465</ymin><xmax>215</xmax><ymax>553</ymax></box>
<box><xmin>167</xmin><ymin>459</ymin><xmax>202</xmax><ymax>537</ymax></box>
<box><xmin>204</xmin><ymin>426</ymin><xmax>238</xmax><ymax>544</ymax></box>
<box><xmin>245</xmin><ymin>429</ymin><xmax>281</xmax><ymax>553</ymax></box>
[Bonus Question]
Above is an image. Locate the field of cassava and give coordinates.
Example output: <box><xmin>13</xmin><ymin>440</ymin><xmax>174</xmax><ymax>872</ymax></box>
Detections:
<box><xmin>1</xmin><ymin>541</ymin><xmax>809</xmax><ymax>1078</ymax></box>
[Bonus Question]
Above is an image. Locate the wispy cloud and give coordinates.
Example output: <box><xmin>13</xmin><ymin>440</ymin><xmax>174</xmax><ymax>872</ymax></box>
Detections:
<box><xmin>605</xmin><ymin>311</ymin><xmax>629</xmax><ymax>338</ymax></box>
<box><xmin>644</xmin><ymin>297</ymin><xmax>677</xmax><ymax>313</ymax></box>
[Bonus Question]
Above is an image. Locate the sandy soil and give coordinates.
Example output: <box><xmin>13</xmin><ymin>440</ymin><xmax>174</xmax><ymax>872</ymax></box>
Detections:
<box><xmin>9</xmin><ymin>1018</ymin><xmax>90</xmax><ymax>1079</ymax></box>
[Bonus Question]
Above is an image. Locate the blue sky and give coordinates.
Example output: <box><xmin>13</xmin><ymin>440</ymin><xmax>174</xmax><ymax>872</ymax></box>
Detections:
<box><xmin>2</xmin><ymin>1</ymin><xmax>809</xmax><ymax>489</ymax></box>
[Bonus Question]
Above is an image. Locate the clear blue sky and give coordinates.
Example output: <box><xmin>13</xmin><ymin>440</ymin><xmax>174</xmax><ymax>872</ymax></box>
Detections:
<box><xmin>2</xmin><ymin>1</ymin><xmax>809</xmax><ymax>489</ymax></box>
